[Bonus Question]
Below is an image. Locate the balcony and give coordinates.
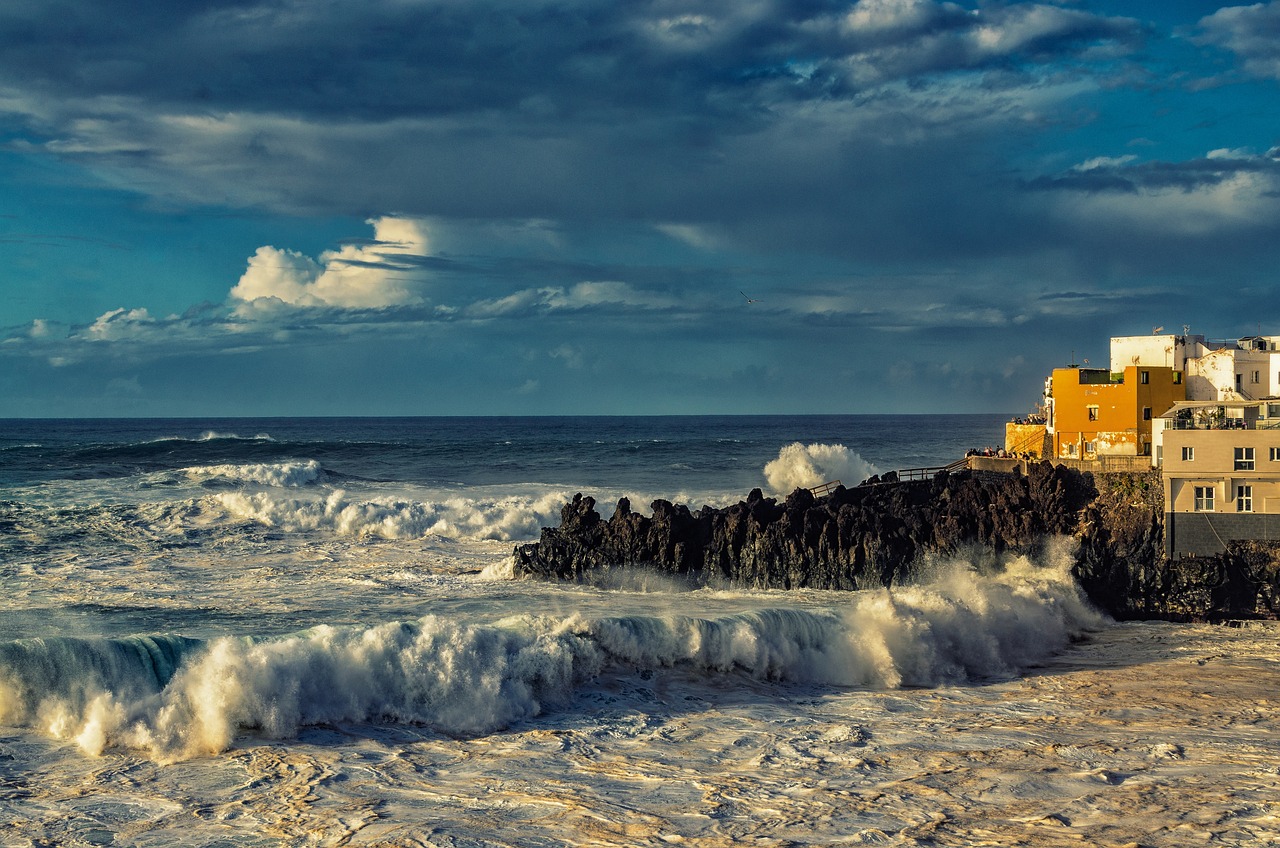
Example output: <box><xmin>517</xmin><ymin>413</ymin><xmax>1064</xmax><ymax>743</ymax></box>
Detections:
<box><xmin>1162</xmin><ymin>399</ymin><xmax>1280</xmax><ymax>431</ymax></box>
<box><xmin>1167</xmin><ymin>416</ymin><xmax>1280</xmax><ymax>431</ymax></box>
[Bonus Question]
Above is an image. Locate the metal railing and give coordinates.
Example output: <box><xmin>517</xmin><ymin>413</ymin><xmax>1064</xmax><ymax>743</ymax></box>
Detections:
<box><xmin>1008</xmin><ymin>426</ymin><xmax>1048</xmax><ymax>456</ymax></box>
<box><xmin>1168</xmin><ymin>418</ymin><xmax>1280</xmax><ymax>431</ymax></box>
<box><xmin>807</xmin><ymin>480</ymin><xmax>842</xmax><ymax>498</ymax></box>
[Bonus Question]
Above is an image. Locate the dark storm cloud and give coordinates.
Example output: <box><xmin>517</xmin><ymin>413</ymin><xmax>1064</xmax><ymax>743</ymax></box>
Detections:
<box><xmin>0</xmin><ymin>1</ymin><xmax>1141</xmax><ymax>117</ymax></box>
<box><xmin>1026</xmin><ymin>148</ymin><xmax>1280</xmax><ymax>194</ymax></box>
<box><xmin>0</xmin><ymin>0</ymin><xmax>1145</xmax><ymax>241</ymax></box>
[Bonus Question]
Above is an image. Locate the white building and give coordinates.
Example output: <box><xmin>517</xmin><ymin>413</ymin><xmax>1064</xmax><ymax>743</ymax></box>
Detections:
<box><xmin>1112</xmin><ymin>332</ymin><xmax>1280</xmax><ymax>403</ymax></box>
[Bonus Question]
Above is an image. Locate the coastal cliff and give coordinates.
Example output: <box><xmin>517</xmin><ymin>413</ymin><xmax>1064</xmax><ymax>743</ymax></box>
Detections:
<box><xmin>513</xmin><ymin>461</ymin><xmax>1280</xmax><ymax>621</ymax></box>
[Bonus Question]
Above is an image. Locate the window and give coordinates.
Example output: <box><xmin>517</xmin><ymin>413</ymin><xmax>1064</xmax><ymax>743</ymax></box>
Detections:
<box><xmin>1237</xmin><ymin>485</ymin><xmax>1253</xmax><ymax>512</ymax></box>
<box><xmin>1182</xmin><ymin>446</ymin><xmax>1195</xmax><ymax>461</ymax></box>
<box><xmin>1087</xmin><ymin>406</ymin><xmax>1099</xmax><ymax>421</ymax></box>
<box><xmin>1235</xmin><ymin>447</ymin><xmax>1255</xmax><ymax>471</ymax></box>
<box><xmin>1195</xmin><ymin>486</ymin><xmax>1214</xmax><ymax>511</ymax></box>
<box><xmin>1084</xmin><ymin>441</ymin><xmax>1096</xmax><ymax>455</ymax></box>
<box><xmin>1271</xmin><ymin>447</ymin><xmax>1280</xmax><ymax>462</ymax></box>
<box><xmin>1140</xmin><ymin>371</ymin><xmax>1150</xmax><ymax>385</ymax></box>
<box><xmin>1253</xmin><ymin>371</ymin><xmax>1261</xmax><ymax>384</ymax></box>
<box><xmin>1143</xmin><ymin>407</ymin><xmax>1152</xmax><ymax>421</ymax></box>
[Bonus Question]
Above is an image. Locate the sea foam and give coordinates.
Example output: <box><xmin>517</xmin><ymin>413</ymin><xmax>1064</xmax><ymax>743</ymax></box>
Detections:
<box><xmin>213</xmin><ymin>488</ymin><xmax>573</xmax><ymax>541</ymax></box>
<box><xmin>0</xmin><ymin>543</ymin><xmax>1104</xmax><ymax>761</ymax></box>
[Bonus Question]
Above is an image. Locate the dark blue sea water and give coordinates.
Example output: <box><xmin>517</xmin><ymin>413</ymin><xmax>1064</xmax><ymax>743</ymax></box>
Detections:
<box><xmin>0</xmin><ymin>414</ymin><xmax>1008</xmax><ymax>492</ymax></box>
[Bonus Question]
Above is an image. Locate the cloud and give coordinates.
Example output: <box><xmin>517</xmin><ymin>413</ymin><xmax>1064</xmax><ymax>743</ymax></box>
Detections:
<box><xmin>833</xmin><ymin>1</ymin><xmax>1142</xmax><ymax>86</ymax></box>
<box><xmin>1027</xmin><ymin>148</ymin><xmax>1280</xmax><ymax>235</ymax></box>
<box><xmin>1198</xmin><ymin>2</ymin><xmax>1280</xmax><ymax>79</ymax></box>
<box><xmin>230</xmin><ymin>217</ymin><xmax>430</xmax><ymax>308</ymax></box>
<box><xmin>0</xmin><ymin>1</ymin><xmax>1143</xmax><ymax>244</ymax></box>
<box><xmin>467</xmin><ymin>280</ymin><xmax>677</xmax><ymax>317</ymax></box>
<box><xmin>654</xmin><ymin>223</ymin><xmax>723</xmax><ymax>251</ymax></box>
<box><xmin>83</xmin><ymin>307</ymin><xmax>156</xmax><ymax>341</ymax></box>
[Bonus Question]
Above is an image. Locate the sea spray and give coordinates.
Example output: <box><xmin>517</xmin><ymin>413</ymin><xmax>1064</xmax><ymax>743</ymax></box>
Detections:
<box><xmin>0</xmin><ymin>546</ymin><xmax>1104</xmax><ymax>761</ymax></box>
<box><xmin>763</xmin><ymin>442</ymin><xmax>879</xmax><ymax>494</ymax></box>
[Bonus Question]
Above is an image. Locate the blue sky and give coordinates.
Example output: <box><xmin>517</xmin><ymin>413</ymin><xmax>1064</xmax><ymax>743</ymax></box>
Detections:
<box><xmin>2</xmin><ymin>0</ymin><xmax>1278</xmax><ymax>416</ymax></box>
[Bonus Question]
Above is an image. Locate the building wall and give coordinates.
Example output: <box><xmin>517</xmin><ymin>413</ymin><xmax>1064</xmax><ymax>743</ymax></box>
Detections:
<box><xmin>1004</xmin><ymin>422</ymin><xmax>1047</xmax><ymax>457</ymax></box>
<box><xmin>1050</xmin><ymin>366</ymin><xmax>1184</xmax><ymax>460</ymax></box>
<box><xmin>1181</xmin><ymin>344</ymin><xmax>1280</xmax><ymax>401</ymax></box>
<box><xmin>1162</xmin><ymin>428</ymin><xmax>1280</xmax><ymax>556</ymax></box>
<box><xmin>1164</xmin><ymin>512</ymin><xmax>1280</xmax><ymax>557</ymax></box>
<box><xmin>1186</xmin><ymin>348</ymin><xmax>1237</xmax><ymax>400</ymax></box>
<box><xmin>1110</xmin><ymin>334</ymin><xmax>1195</xmax><ymax>372</ymax></box>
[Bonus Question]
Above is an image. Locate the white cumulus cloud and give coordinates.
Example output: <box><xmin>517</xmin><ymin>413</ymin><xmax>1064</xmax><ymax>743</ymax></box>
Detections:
<box><xmin>231</xmin><ymin>216</ymin><xmax>430</xmax><ymax>309</ymax></box>
<box><xmin>84</xmin><ymin>308</ymin><xmax>156</xmax><ymax>341</ymax></box>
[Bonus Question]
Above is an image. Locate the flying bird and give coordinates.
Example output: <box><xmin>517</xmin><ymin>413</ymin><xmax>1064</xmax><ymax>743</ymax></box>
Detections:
<box><xmin>740</xmin><ymin>291</ymin><xmax>759</xmax><ymax>304</ymax></box>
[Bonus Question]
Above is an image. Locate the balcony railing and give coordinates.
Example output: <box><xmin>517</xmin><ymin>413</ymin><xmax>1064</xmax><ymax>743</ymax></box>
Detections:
<box><xmin>1168</xmin><ymin>418</ymin><xmax>1280</xmax><ymax>431</ymax></box>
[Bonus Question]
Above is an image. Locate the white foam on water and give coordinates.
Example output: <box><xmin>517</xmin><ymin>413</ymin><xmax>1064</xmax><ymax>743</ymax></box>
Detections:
<box><xmin>212</xmin><ymin>487</ymin><xmax>576</xmax><ymax>541</ymax></box>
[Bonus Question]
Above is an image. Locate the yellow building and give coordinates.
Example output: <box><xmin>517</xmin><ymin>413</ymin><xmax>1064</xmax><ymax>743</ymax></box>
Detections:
<box><xmin>1048</xmin><ymin>366</ymin><xmax>1184</xmax><ymax>460</ymax></box>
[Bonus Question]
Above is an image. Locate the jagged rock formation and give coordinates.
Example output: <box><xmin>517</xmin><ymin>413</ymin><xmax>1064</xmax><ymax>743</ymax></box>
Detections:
<box><xmin>513</xmin><ymin>461</ymin><xmax>1280</xmax><ymax>621</ymax></box>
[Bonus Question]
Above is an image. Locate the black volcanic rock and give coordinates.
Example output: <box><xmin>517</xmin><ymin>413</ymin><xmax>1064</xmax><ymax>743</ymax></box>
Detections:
<box><xmin>513</xmin><ymin>462</ymin><xmax>1280</xmax><ymax>621</ymax></box>
<box><xmin>516</xmin><ymin>462</ymin><xmax>1093</xmax><ymax>589</ymax></box>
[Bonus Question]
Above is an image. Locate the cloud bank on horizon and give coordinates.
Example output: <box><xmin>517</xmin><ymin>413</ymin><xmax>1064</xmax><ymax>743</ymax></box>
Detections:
<box><xmin>1</xmin><ymin>0</ymin><xmax>1278</xmax><ymax>416</ymax></box>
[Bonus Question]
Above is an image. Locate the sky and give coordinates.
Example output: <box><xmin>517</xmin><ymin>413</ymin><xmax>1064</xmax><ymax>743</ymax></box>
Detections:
<box><xmin>2</xmin><ymin>0</ymin><xmax>1279</xmax><ymax>417</ymax></box>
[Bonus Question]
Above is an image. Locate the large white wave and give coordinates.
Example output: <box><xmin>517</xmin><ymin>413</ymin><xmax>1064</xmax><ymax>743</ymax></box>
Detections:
<box><xmin>0</xmin><ymin>543</ymin><xmax>1105</xmax><ymax>761</ymax></box>
<box><xmin>184</xmin><ymin>459</ymin><xmax>325</xmax><ymax>488</ymax></box>
<box><xmin>763</xmin><ymin>442</ymin><xmax>879</xmax><ymax>494</ymax></box>
<box><xmin>214</xmin><ymin>488</ymin><xmax>574</xmax><ymax>542</ymax></box>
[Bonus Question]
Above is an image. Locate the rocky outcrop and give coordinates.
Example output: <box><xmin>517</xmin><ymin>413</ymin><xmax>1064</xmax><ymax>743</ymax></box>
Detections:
<box><xmin>513</xmin><ymin>461</ymin><xmax>1280</xmax><ymax>621</ymax></box>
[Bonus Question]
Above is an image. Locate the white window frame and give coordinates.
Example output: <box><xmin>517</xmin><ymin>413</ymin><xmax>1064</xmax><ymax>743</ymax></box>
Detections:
<box><xmin>1182</xmin><ymin>446</ymin><xmax>1194</xmax><ymax>461</ymax></box>
<box><xmin>1235</xmin><ymin>447</ymin><xmax>1255</xmax><ymax>471</ymax></box>
<box><xmin>1237</xmin><ymin>485</ymin><xmax>1253</xmax><ymax>512</ymax></box>
<box><xmin>1271</xmin><ymin>447</ymin><xmax>1280</xmax><ymax>462</ymax></box>
<box><xmin>1194</xmin><ymin>486</ymin><xmax>1214</xmax><ymax>512</ymax></box>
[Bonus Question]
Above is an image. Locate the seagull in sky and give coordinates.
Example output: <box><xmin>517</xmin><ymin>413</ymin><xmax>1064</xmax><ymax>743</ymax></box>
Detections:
<box><xmin>740</xmin><ymin>291</ymin><xmax>759</xmax><ymax>304</ymax></box>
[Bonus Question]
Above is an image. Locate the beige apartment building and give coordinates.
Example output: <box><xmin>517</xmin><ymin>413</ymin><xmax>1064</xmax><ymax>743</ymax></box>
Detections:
<box><xmin>1159</xmin><ymin>400</ymin><xmax>1280</xmax><ymax>557</ymax></box>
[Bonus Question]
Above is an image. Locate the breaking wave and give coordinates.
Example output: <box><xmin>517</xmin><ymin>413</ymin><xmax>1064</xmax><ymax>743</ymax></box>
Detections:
<box><xmin>763</xmin><ymin>442</ymin><xmax>879</xmax><ymax>494</ymax></box>
<box><xmin>183</xmin><ymin>459</ymin><xmax>326</xmax><ymax>488</ymax></box>
<box><xmin>0</xmin><ymin>546</ymin><xmax>1105</xmax><ymax>761</ymax></box>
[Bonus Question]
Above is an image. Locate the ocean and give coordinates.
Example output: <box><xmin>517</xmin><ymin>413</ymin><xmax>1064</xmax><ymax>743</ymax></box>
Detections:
<box><xmin>1</xmin><ymin>415</ymin><xmax>1277</xmax><ymax>847</ymax></box>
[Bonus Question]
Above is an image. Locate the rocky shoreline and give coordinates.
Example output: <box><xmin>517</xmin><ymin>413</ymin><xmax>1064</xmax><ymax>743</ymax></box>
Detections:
<box><xmin>513</xmin><ymin>461</ymin><xmax>1280</xmax><ymax>621</ymax></box>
